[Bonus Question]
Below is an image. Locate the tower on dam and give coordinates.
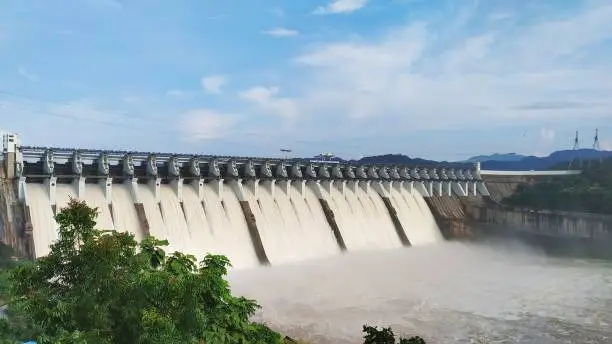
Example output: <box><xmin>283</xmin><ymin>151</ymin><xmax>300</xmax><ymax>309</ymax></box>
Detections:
<box><xmin>0</xmin><ymin>132</ymin><xmax>490</xmax><ymax>267</ymax></box>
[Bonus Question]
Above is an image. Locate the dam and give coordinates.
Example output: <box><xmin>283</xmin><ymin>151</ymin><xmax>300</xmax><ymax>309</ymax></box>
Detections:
<box><xmin>0</xmin><ymin>132</ymin><xmax>490</xmax><ymax>268</ymax></box>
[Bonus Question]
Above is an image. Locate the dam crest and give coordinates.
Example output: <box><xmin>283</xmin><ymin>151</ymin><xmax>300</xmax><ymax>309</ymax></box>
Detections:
<box><xmin>1</xmin><ymin>132</ymin><xmax>490</xmax><ymax>268</ymax></box>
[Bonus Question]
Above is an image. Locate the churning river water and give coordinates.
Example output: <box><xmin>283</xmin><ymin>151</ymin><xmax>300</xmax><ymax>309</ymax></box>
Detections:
<box><xmin>229</xmin><ymin>240</ymin><xmax>612</xmax><ymax>343</ymax></box>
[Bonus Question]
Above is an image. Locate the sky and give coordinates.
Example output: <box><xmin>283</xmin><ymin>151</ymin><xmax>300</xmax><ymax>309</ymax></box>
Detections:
<box><xmin>1</xmin><ymin>0</ymin><xmax>612</xmax><ymax>161</ymax></box>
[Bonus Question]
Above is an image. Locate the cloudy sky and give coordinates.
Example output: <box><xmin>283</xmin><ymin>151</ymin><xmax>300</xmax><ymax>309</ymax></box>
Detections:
<box><xmin>1</xmin><ymin>0</ymin><xmax>611</xmax><ymax>161</ymax></box>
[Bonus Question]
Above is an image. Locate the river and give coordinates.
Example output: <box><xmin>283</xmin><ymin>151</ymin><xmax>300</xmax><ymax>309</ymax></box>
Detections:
<box><xmin>229</xmin><ymin>240</ymin><xmax>612</xmax><ymax>343</ymax></box>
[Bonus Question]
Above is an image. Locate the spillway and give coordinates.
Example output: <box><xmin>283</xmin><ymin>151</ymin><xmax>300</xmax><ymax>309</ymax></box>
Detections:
<box><xmin>26</xmin><ymin>183</ymin><xmax>57</xmax><ymax>257</ymax></box>
<box><xmin>110</xmin><ymin>183</ymin><xmax>143</xmax><ymax>240</ymax></box>
<box><xmin>1</xmin><ymin>133</ymin><xmax>489</xmax><ymax>266</ymax></box>
<box><xmin>83</xmin><ymin>183</ymin><xmax>114</xmax><ymax>232</ymax></box>
<box><xmin>244</xmin><ymin>181</ymin><xmax>340</xmax><ymax>265</ymax></box>
<box><xmin>389</xmin><ymin>186</ymin><xmax>443</xmax><ymax>245</ymax></box>
<box><xmin>327</xmin><ymin>182</ymin><xmax>402</xmax><ymax>251</ymax></box>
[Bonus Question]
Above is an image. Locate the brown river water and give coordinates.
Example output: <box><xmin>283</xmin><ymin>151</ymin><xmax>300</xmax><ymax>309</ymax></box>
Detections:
<box><xmin>229</xmin><ymin>240</ymin><xmax>612</xmax><ymax>343</ymax></box>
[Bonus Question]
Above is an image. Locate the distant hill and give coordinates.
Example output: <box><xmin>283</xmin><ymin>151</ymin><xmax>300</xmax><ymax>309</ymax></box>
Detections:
<box><xmin>348</xmin><ymin>149</ymin><xmax>612</xmax><ymax>171</ymax></box>
<box><xmin>479</xmin><ymin>149</ymin><xmax>612</xmax><ymax>170</ymax></box>
<box><xmin>465</xmin><ymin>153</ymin><xmax>526</xmax><ymax>163</ymax></box>
<box><xmin>355</xmin><ymin>154</ymin><xmax>441</xmax><ymax>165</ymax></box>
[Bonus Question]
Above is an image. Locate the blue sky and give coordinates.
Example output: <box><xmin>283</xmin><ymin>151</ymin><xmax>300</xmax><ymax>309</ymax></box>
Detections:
<box><xmin>1</xmin><ymin>0</ymin><xmax>612</xmax><ymax>161</ymax></box>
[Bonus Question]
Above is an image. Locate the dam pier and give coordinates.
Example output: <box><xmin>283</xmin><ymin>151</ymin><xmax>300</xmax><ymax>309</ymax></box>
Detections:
<box><xmin>1</xmin><ymin>132</ymin><xmax>490</xmax><ymax>268</ymax></box>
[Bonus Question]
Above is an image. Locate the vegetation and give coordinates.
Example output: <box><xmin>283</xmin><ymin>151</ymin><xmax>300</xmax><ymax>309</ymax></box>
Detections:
<box><xmin>362</xmin><ymin>325</ymin><xmax>426</xmax><ymax>344</ymax></box>
<box><xmin>0</xmin><ymin>199</ymin><xmax>427</xmax><ymax>343</ymax></box>
<box><xmin>503</xmin><ymin>158</ymin><xmax>612</xmax><ymax>214</ymax></box>
<box><xmin>0</xmin><ymin>199</ymin><xmax>285</xmax><ymax>343</ymax></box>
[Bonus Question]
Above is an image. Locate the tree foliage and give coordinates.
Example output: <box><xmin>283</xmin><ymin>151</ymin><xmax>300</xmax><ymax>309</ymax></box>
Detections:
<box><xmin>1</xmin><ymin>199</ymin><xmax>284</xmax><ymax>343</ymax></box>
<box><xmin>362</xmin><ymin>325</ymin><xmax>426</xmax><ymax>344</ymax></box>
<box><xmin>503</xmin><ymin>158</ymin><xmax>612</xmax><ymax>214</ymax></box>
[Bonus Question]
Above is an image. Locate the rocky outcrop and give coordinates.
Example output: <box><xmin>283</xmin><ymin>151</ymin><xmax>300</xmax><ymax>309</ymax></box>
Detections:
<box><xmin>0</xmin><ymin>170</ymin><xmax>29</xmax><ymax>258</ymax></box>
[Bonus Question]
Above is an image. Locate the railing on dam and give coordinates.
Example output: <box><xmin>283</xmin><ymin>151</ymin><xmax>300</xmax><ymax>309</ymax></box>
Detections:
<box><xmin>480</xmin><ymin>170</ymin><xmax>582</xmax><ymax>176</ymax></box>
<box><xmin>2</xmin><ymin>143</ymin><xmax>492</xmax><ymax>198</ymax></box>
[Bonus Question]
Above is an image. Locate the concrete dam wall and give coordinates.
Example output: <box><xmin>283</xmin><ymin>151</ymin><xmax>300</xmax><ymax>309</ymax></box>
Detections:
<box><xmin>479</xmin><ymin>207</ymin><xmax>612</xmax><ymax>240</ymax></box>
<box><xmin>2</xmin><ymin>179</ymin><xmax>450</xmax><ymax>268</ymax></box>
<box><xmin>424</xmin><ymin>175</ymin><xmax>612</xmax><ymax>252</ymax></box>
<box><xmin>0</xmin><ymin>133</ymin><xmax>488</xmax><ymax>266</ymax></box>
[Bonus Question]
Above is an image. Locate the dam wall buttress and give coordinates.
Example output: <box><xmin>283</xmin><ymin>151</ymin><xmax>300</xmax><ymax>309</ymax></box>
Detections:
<box><xmin>481</xmin><ymin>207</ymin><xmax>612</xmax><ymax>240</ymax></box>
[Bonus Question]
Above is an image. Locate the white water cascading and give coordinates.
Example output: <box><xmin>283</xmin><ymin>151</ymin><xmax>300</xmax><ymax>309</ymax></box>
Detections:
<box><xmin>388</xmin><ymin>184</ymin><xmax>443</xmax><ymax>245</ymax></box>
<box><xmin>24</xmin><ymin>177</ymin><xmax>445</xmax><ymax>267</ymax></box>
<box><xmin>244</xmin><ymin>181</ymin><xmax>339</xmax><ymax>265</ymax></box>
<box><xmin>159</xmin><ymin>185</ymin><xmax>193</xmax><ymax>255</ymax></box>
<box><xmin>138</xmin><ymin>184</ymin><xmax>172</xmax><ymax>251</ymax></box>
<box><xmin>83</xmin><ymin>183</ymin><xmax>115</xmax><ymax>232</ymax></box>
<box><xmin>110</xmin><ymin>183</ymin><xmax>144</xmax><ymax>241</ymax></box>
<box><xmin>26</xmin><ymin>183</ymin><xmax>58</xmax><ymax>257</ymax></box>
<box><xmin>327</xmin><ymin>181</ymin><xmax>402</xmax><ymax>251</ymax></box>
<box><xmin>206</xmin><ymin>181</ymin><xmax>261</xmax><ymax>268</ymax></box>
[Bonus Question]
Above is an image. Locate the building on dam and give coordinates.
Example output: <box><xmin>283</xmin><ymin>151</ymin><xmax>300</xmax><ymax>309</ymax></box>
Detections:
<box><xmin>0</xmin><ymin>132</ymin><xmax>490</xmax><ymax>268</ymax></box>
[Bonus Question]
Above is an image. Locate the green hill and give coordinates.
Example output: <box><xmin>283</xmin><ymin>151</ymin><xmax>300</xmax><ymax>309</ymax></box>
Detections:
<box><xmin>502</xmin><ymin>158</ymin><xmax>612</xmax><ymax>214</ymax></box>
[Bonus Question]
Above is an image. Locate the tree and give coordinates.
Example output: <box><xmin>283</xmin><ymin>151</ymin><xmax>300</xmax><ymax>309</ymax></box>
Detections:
<box><xmin>3</xmin><ymin>199</ymin><xmax>284</xmax><ymax>343</ymax></box>
<box><xmin>503</xmin><ymin>157</ymin><xmax>612</xmax><ymax>214</ymax></box>
<box><xmin>362</xmin><ymin>325</ymin><xmax>426</xmax><ymax>344</ymax></box>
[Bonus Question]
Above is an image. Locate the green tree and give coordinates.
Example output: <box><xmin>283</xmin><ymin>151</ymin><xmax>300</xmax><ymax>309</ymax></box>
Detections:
<box><xmin>3</xmin><ymin>199</ymin><xmax>284</xmax><ymax>344</ymax></box>
<box><xmin>503</xmin><ymin>158</ymin><xmax>612</xmax><ymax>214</ymax></box>
<box><xmin>362</xmin><ymin>325</ymin><xmax>426</xmax><ymax>344</ymax></box>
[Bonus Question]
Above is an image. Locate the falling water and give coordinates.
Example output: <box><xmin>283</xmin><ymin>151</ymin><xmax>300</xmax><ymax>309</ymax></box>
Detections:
<box><xmin>110</xmin><ymin>183</ymin><xmax>144</xmax><ymax>240</ymax></box>
<box><xmin>138</xmin><ymin>183</ymin><xmax>172</xmax><ymax>251</ymax></box>
<box><xmin>244</xmin><ymin>181</ymin><xmax>339</xmax><ymax>265</ymax></box>
<box><xmin>180</xmin><ymin>183</ymin><xmax>216</xmax><ymax>261</ymax></box>
<box><xmin>328</xmin><ymin>182</ymin><xmax>401</xmax><ymax>251</ymax></box>
<box><xmin>159</xmin><ymin>184</ymin><xmax>192</xmax><ymax>255</ymax></box>
<box><xmin>55</xmin><ymin>183</ymin><xmax>77</xmax><ymax>212</ymax></box>
<box><xmin>389</xmin><ymin>186</ymin><xmax>443</xmax><ymax>245</ymax></box>
<box><xmin>83</xmin><ymin>183</ymin><xmax>114</xmax><ymax>231</ymax></box>
<box><xmin>199</xmin><ymin>181</ymin><xmax>259</xmax><ymax>269</ymax></box>
<box><xmin>26</xmin><ymin>183</ymin><xmax>57</xmax><ymax>256</ymax></box>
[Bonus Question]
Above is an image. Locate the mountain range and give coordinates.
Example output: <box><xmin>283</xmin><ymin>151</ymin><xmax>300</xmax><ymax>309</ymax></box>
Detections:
<box><xmin>312</xmin><ymin>149</ymin><xmax>612</xmax><ymax>171</ymax></box>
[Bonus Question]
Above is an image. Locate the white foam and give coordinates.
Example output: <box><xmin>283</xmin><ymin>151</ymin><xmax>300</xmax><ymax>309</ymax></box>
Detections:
<box><xmin>229</xmin><ymin>242</ymin><xmax>612</xmax><ymax>344</ymax></box>
<box><xmin>328</xmin><ymin>182</ymin><xmax>402</xmax><ymax>251</ymax></box>
<box><xmin>27</xmin><ymin>183</ymin><xmax>58</xmax><ymax>257</ymax></box>
<box><xmin>244</xmin><ymin>181</ymin><xmax>339</xmax><ymax>265</ymax></box>
<box><xmin>83</xmin><ymin>183</ymin><xmax>114</xmax><ymax>231</ymax></box>
<box><xmin>110</xmin><ymin>183</ymin><xmax>143</xmax><ymax>240</ymax></box>
<box><xmin>389</xmin><ymin>186</ymin><xmax>443</xmax><ymax>245</ymax></box>
<box><xmin>159</xmin><ymin>184</ymin><xmax>192</xmax><ymax>254</ymax></box>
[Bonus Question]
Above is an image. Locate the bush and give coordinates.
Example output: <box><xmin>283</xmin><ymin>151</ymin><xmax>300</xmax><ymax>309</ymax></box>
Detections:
<box><xmin>363</xmin><ymin>325</ymin><xmax>426</xmax><ymax>344</ymax></box>
<box><xmin>1</xmin><ymin>199</ymin><xmax>284</xmax><ymax>343</ymax></box>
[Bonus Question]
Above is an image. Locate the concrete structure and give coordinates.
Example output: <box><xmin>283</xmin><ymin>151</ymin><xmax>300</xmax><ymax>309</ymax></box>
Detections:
<box><xmin>0</xmin><ymin>132</ymin><xmax>584</xmax><ymax>262</ymax></box>
<box><xmin>0</xmin><ymin>132</ymin><xmax>493</xmax><ymax>260</ymax></box>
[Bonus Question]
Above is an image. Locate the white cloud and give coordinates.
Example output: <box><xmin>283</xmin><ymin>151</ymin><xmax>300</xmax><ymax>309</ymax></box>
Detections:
<box><xmin>239</xmin><ymin>86</ymin><xmax>297</xmax><ymax>119</ymax></box>
<box><xmin>47</xmin><ymin>100</ymin><xmax>121</xmax><ymax>122</ymax></box>
<box><xmin>201</xmin><ymin>75</ymin><xmax>228</xmax><ymax>94</ymax></box>
<box><xmin>288</xmin><ymin>2</ymin><xmax>612</xmax><ymax>130</ymax></box>
<box><xmin>270</xmin><ymin>7</ymin><xmax>285</xmax><ymax>18</ymax></box>
<box><xmin>600</xmin><ymin>138</ymin><xmax>612</xmax><ymax>151</ymax></box>
<box><xmin>165</xmin><ymin>89</ymin><xmax>187</xmax><ymax>97</ymax></box>
<box><xmin>487</xmin><ymin>11</ymin><xmax>513</xmax><ymax>22</ymax></box>
<box><xmin>179</xmin><ymin>109</ymin><xmax>238</xmax><ymax>140</ymax></box>
<box><xmin>17</xmin><ymin>67</ymin><xmax>39</xmax><ymax>82</ymax></box>
<box><xmin>540</xmin><ymin>128</ymin><xmax>556</xmax><ymax>142</ymax></box>
<box><xmin>88</xmin><ymin>0</ymin><xmax>123</xmax><ymax>10</ymax></box>
<box><xmin>313</xmin><ymin>0</ymin><xmax>368</xmax><ymax>15</ymax></box>
<box><xmin>263</xmin><ymin>28</ymin><xmax>299</xmax><ymax>37</ymax></box>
